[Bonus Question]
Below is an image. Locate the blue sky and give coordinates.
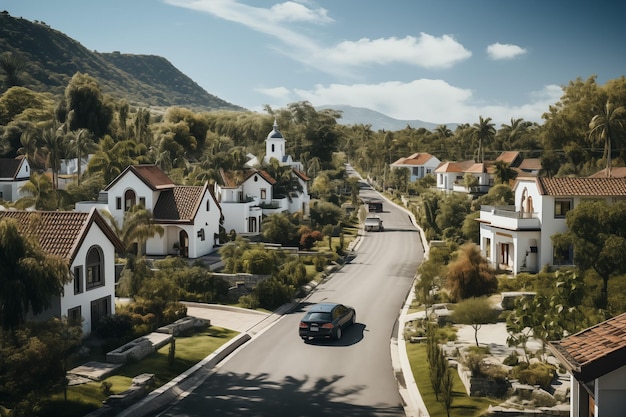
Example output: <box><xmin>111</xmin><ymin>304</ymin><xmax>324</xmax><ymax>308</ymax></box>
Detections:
<box><xmin>5</xmin><ymin>0</ymin><xmax>626</xmax><ymax>126</ymax></box>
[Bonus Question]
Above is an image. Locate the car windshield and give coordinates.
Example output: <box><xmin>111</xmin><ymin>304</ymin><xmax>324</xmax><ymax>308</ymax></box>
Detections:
<box><xmin>305</xmin><ymin>312</ymin><xmax>332</xmax><ymax>321</ymax></box>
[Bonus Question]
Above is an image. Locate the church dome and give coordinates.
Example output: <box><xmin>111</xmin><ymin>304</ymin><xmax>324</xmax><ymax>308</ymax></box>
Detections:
<box><xmin>266</xmin><ymin>118</ymin><xmax>284</xmax><ymax>139</ymax></box>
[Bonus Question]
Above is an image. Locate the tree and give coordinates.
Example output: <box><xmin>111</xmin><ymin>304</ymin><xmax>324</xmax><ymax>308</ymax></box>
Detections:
<box><xmin>452</xmin><ymin>297</ymin><xmax>498</xmax><ymax>346</ymax></box>
<box><xmin>0</xmin><ymin>218</ymin><xmax>71</xmax><ymax>330</ymax></box>
<box><xmin>262</xmin><ymin>212</ymin><xmax>298</xmax><ymax>245</ymax></box>
<box><xmin>492</xmin><ymin>160</ymin><xmax>518</xmax><ymax>185</ymax></box>
<box><xmin>589</xmin><ymin>100</ymin><xmax>626</xmax><ymax>177</ymax></box>
<box><xmin>471</xmin><ymin>116</ymin><xmax>495</xmax><ymax>163</ymax></box>
<box><xmin>552</xmin><ymin>200</ymin><xmax>626</xmax><ymax>309</ymax></box>
<box><xmin>0</xmin><ymin>52</ymin><xmax>27</xmax><ymax>91</ymax></box>
<box><xmin>102</xmin><ymin>205</ymin><xmax>164</xmax><ymax>257</ymax></box>
<box><xmin>38</xmin><ymin>124</ymin><xmax>65</xmax><ymax>189</ymax></box>
<box><xmin>446</xmin><ymin>243</ymin><xmax>497</xmax><ymax>301</ymax></box>
<box><xmin>66</xmin><ymin>128</ymin><xmax>96</xmax><ymax>185</ymax></box>
<box><xmin>16</xmin><ymin>172</ymin><xmax>61</xmax><ymax>210</ymax></box>
<box><xmin>309</xmin><ymin>200</ymin><xmax>344</xmax><ymax>229</ymax></box>
<box><xmin>64</xmin><ymin>72</ymin><xmax>113</xmax><ymax>137</ymax></box>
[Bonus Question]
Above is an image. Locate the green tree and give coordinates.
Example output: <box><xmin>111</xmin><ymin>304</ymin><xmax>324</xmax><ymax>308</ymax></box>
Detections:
<box><xmin>446</xmin><ymin>243</ymin><xmax>498</xmax><ymax>302</ymax></box>
<box><xmin>309</xmin><ymin>200</ymin><xmax>344</xmax><ymax>229</ymax></box>
<box><xmin>452</xmin><ymin>297</ymin><xmax>498</xmax><ymax>346</ymax></box>
<box><xmin>15</xmin><ymin>172</ymin><xmax>61</xmax><ymax>210</ymax></box>
<box><xmin>66</xmin><ymin>128</ymin><xmax>97</xmax><ymax>186</ymax></box>
<box><xmin>471</xmin><ymin>116</ymin><xmax>495</xmax><ymax>163</ymax></box>
<box><xmin>219</xmin><ymin>237</ymin><xmax>250</xmax><ymax>273</ymax></box>
<box><xmin>0</xmin><ymin>218</ymin><xmax>71</xmax><ymax>330</ymax></box>
<box><xmin>102</xmin><ymin>205</ymin><xmax>164</xmax><ymax>257</ymax></box>
<box><xmin>0</xmin><ymin>52</ymin><xmax>26</xmax><ymax>91</ymax></box>
<box><xmin>589</xmin><ymin>100</ymin><xmax>626</xmax><ymax>177</ymax></box>
<box><xmin>38</xmin><ymin>124</ymin><xmax>65</xmax><ymax>189</ymax></box>
<box><xmin>64</xmin><ymin>72</ymin><xmax>113</xmax><ymax>137</ymax></box>
<box><xmin>262</xmin><ymin>212</ymin><xmax>298</xmax><ymax>245</ymax></box>
<box><xmin>552</xmin><ymin>200</ymin><xmax>626</xmax><ymax>309</ymax></box>
<box><xmin>492</xmin><ymin>160</ymin><xmax>518</xmax><ymax>185</ymax></box>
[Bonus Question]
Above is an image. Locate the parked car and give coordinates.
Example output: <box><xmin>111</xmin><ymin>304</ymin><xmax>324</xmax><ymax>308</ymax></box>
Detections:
<box><xmin>299</xmin><ymin>302</ymin><xmax>356</xmax><ymax>341</ymax></box>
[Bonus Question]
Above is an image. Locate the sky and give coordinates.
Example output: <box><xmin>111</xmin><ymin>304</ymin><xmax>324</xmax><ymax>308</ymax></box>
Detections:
<box><xmin>4</xmin><ymin>0</ymin><xmax>626</xmax><ymax>126</ymax></box>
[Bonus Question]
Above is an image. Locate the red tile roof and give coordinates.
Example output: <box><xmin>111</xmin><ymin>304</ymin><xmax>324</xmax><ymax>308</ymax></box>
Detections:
<box><xmin>0</xmin><ymin>209</ymin><xmax>123</xmax><ymax>264</ymax></box>
<box><xmin>549</xmin><ymin>312</ymin><xmax>626</xmax><ymax>382</ymax></box>
<box><xmin>496</xmin><ymin>151</ymin><xmax>520</xmax><ymax>164</ymax></box>
<box><xmin>105</xmin><ymin>165</ymin><xmax>175</xmax><ymax>191</ymax></box>
<box><xmin>536</xmin><ymin>177</ymin><xmax>626</xmax><ymax>196</ymax></box>
<box><xmin>153</xmin><ymin>185</ymin><xmax>205</xmax><ymax>222</ymax></box>
<box><xmin>391</xmin><ymin>152</ymin><xmax>435</xmax><ymax>166</ymax></box>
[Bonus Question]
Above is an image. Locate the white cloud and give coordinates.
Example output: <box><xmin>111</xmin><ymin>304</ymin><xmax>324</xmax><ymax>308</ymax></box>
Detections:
<box><xmin>269</xmin><ymin>1</ymin><xmax>333</xmax><ymax>23</ymax></box>
<box><xmin>487</xmin><ymin>43</ymin><xmax>527</xmax><ymax>60</ymax></box>
<box><xmin>257</xmin><ymin>81</ymin><xmax>562</xmax><ymax>126</ymax></box>
<box><xmin>324</xmin><ymin>34</ymin><xmax>471</xmax><ymax>69</ymax></box>
<box><xmin>255</xmin><ymin>86</ymin><xmax>293</xmax><ymax>102</ymax></box>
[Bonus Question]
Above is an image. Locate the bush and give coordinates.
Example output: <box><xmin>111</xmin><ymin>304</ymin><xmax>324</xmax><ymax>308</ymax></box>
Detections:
<box><xmin>239</xmin><ymin>294</ymin><xmax>260</xmax><ymax>309</ymax></box>
<box><xmin>93</xmin><ymin>314</ymin><xmax>133</xmax><ymax>339</ymax></box>
<box><xmin>511</xmin><ymin>362</ymin><xmax>556</xmax><ymax>390</ymax></box>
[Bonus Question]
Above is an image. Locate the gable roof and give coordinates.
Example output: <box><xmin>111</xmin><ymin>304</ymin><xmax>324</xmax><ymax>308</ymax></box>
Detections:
<box><xmin>434</xmin><ymin>160</ymin><xmax>476</xmax><ymax>173</ymax></box>
<box><xmin>105</xmin><ymin>165</ymin><xmax>175</xmax><ymax>191</ymax></box>
<box><xmin>518</xmin><ymin>158</ymin><xmax>542</xmax><ymax>172</ymax></box>
<box><xmin>549</xmin><ymin>312</ymin><xmax>626</xmax><ymax>382</ymax></box>
<box><xmin>153</xmin><ymin>185</ymin><xmax>205</xmax><ymax>223</ymax></box>
<box><xmin>495</xmin><ymin>151</ymin><xmax>521</xmax><ymax>166</ymax></box>
<box><xmin>0</xmin><ymin>208</ymin><xmax>124</xmax><ymax>265</ymax></box>
<box><xmin>534</xmin><ymin>177</ymin><xmax>626</xmax><ymax>196</ymax></box>
<box><xmin>391</xmin><ymin>152</ymin><xmax>436</xmax><ymax>166</ymax></box>
<box><xmin>218</xmin><ymin>169</ymin><xmax>277</xmax><ymax>189</ymax></box>
<box><xmin>0</xmin><ymin>157</ymin><xmax>27</xmax><ymax>180</ymax></box>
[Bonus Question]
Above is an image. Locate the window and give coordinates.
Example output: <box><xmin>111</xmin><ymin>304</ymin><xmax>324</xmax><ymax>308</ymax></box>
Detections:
<box><xmin>68</xmin><ymin>306</ymin><xmax>82</xmax><ymax>326</ymax></box>
<box><xmin>139</xmin><ymin>197</ymin><xmax>146</xmax><ymax>207</ymax></box>
<box><xmin>554</xmin><ymin>199</ymin><xmax>572</xmax><ymax>218</ymax></box>
<box><xmin>73</xmin><ymin>266</ymin><xmax>83</xmax><ymax>294</ymax></box>
<box><xmin>124</xmin><ymin>189</ymin><xmax>136</xmax><ymax>212</ymax></box>
<box><xmin>86</xmin><ymin>246</ymin><xmax>104</xmax><ymax>289</ymax></box>
<box><xmin>197</xmin><ymin>229</ymin><xmax>205</xmax><ymax>241</ymax></box>
<box><xmin>553</xmin><ymin>244</ymin><xmax>573</xmax><ymax>265</ymax></box>
<box><xmin>206</xmin><ymin>199</ymin><xmax>210</xmax><ymax>211</ymax></box>
<box><xmin>261</xmin><ymin>189</ymin><xmax>267</xmax><ymax>199</ymax></box>
<box><xmin>90</xmin><ymin>296</ymin><xmax>111</xmax><ymax>332</ymax></box>
<box><xmin>271</xmin><ymin>144</ymin><xmax>275</xmax><ymax>152</ymax></box>
<box><xmin>116</xmin><ymin>197</ymin><xmax>122</xmax><ymax>210</ymax></box>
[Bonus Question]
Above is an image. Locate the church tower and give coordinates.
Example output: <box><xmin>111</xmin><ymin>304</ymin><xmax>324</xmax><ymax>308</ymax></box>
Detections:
<box><xmin>265</xmin><ymin>118</ymin><xmax>285</xmax><ymax>163</ymax></box>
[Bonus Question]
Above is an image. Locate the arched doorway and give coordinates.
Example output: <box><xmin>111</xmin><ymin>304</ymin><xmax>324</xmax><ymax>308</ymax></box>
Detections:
<box><xmin>178</xmin><ymin>230</ymin><xmax>189</xmax><ymax>257</ymax></box>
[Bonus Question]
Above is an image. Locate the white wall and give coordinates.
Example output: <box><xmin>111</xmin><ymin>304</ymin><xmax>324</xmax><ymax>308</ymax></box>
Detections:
<box><xmin>596</xmin><ymin>366</ymin><xmax>626</xmax><ymax>417</ymax></box>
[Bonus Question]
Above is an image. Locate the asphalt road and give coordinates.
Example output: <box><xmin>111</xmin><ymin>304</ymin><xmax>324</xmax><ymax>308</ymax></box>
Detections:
<box><xmin>155</xmin><ymin>182</ymin><xmax>425</xmax><ymax>417</ymax></box>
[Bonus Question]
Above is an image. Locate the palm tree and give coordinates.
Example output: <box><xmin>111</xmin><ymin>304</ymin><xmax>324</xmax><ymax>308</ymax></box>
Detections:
<box><xmin>0</xmin><ymin>52</ymin><xmax>27</xmax><ymax>91</ymax></box>
<box><xmin>589</xmin><ymin>100</ymin><xmax>626</xmax><ymax>177</ymax></box>
<box><xmin>102</xmin><ymin>205</ymin><xmax>164</xmax><ymax>257</ymax></box>
<box><xmin>493</xmin><ymin>160</ymin><xmax>518</xmax><ymax>184</ymax></box>
<box><xmin>39</xmin><ymin>125</ymin><xmax>65</xmax><ymax>189</ymax></box>
<box><xmin>16</xmin><ymin>172</ymin><xmax>59</xmax><ymax>210</ymax></box>
<box><xmin>471</xmin><ymin>116</ymin><xmax>496</xmax><ymax>163</ymax></box>
<box><xmin>498</xmin><ymin>118</ymin><xmax>525</xmax><ymax>150</ymax></box>
<box><xmin>435</xmin><ymin>124</ymin><xmax>453</xmax><ymax>159</ymax></box>
<box><xmin>67</xmin><ymin>129</ymin><xmax>97</xmax><ymax>185</ymax></box>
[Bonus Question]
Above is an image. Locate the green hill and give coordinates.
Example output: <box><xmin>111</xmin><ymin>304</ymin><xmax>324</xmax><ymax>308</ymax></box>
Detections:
<box><xmin>0</xmin><ymin>11</ymin><xmax>245</xmax><ymax>111</ymax></box>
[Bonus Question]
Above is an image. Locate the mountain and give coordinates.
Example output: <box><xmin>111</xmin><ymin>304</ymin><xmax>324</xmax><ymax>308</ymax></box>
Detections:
<box><xmin>317</xmin><ymin>104</ymin><xmax>458</xmax><ymax>132</ymax></box>
<box><xmin>0</xmin><ymin>12</ymin><xmax>245</xmax><ymax>111</ymax></box>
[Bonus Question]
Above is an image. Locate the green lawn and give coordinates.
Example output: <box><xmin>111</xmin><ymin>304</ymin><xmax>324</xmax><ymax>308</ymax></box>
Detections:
<box><xmin>406</xmin><ymin>342</ymin><xmax>498</xmax><ymax>417</ymax></box>
<box><xmin>40</xmin><ymin>326</ymin><xmax>238</xmax><ymax>417</ymax></box>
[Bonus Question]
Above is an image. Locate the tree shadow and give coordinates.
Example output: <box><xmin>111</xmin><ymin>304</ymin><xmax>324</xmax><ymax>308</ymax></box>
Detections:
<box><xmin>160</xmin><ymin>366</ymin><xmax>402</xmax><ymax>417</ymax></box>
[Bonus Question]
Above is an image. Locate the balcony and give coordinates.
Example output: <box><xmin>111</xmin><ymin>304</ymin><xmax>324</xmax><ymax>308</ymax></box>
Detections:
<box><xmin>480</xmin><ymin>205</ymin><xmax>540</xmax><ymax>230</ymax></box>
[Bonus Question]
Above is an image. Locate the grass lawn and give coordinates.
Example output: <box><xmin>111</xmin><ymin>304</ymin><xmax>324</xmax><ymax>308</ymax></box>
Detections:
<box><xmin>39</xmin><ymin>326</ymin><xmax>238</xmax><ymax>417</ymax></box>
<box><xmin>406</xmin><ymin>342</ymin><xmax>498</xmax><ymax>417</ymax></box>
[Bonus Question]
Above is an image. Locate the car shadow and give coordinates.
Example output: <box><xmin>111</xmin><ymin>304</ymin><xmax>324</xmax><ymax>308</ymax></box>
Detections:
<box><xmin>302</xmin><ymin>323</ymin><xmax>366</xmax><ymax>347</ymax></box>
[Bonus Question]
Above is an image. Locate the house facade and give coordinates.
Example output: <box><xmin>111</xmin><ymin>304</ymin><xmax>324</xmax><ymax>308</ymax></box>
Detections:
<box><xmin>390</xmin><ymin>152</ymin><xmax>441</xmax><ymax>182</ymax></box>
<box><xmin>435</xmin><ymin>160</ymin><xmax>492</xmax><ymax>193</ymax></box>
<box><xmin>0</xmin><ymin>208</ymin><xmax>124</xmax><ymax>336</ymax></box>
<box><xmin>76</xmin><ymin>165</ymin><xmax>222</xmax><ymax>259</ymax></box>
<box><xmin>549</xmin><ymin>312</ymin><xmax>626</xmax><ymax>417</ymax></box>
<box><xmin>478</xmin><ymin>177</ymin><xmax>626</xmax><ymax>274</ymax></box>
<box><xmin>0</xmin><ymin>157</ymin><xmax>30</xmax><ymax>202</ymax></box>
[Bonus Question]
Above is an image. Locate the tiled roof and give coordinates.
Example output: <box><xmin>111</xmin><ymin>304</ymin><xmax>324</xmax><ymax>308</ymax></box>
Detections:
<box><xmin>0</xmin><ymin>209</ymin><xmax>123</xmax><ymax>264</ymax></box>
<box><xmin>219</xmin><ymin>169</ymin><xmax>277</xmax><ymax>188</ymax></box>
<box><xmin>536</xmin><ymin>177</ymin><xmax>626</xmax><ymax>196</ymax></box>
<box><xmin>434</xmin><ymin>160</ymin><xmax>475</xmax><ymax>173</ymax></box>
<box><xmin>105</xmin><ymin>165</ymin><xmax>175</xmax><ymax>191</ymax></box>
<box><xmin>518</xmin><ymin>158</ymin><xmax>542</xmax><ymax>171</ymax></box>
<box><xmin>391</xmin><ymin>152</ymin><xmax>434</xmax><ymax>166</ymax></box>
<box><xmin>153</xmin><ymin>185</ymin><xmax>204</xmax><ymax>222</ymax></box>
<box><xmin>496</xmin><ymin>151</ymin><xmax>520</xmax><ymax>164</ymax></box>
<box><xmin>0</xmin><ymin>158</ymin><xmax>24</xmax><ymax>180</ymax></box>
<box><xmin>292</xmin><ymin>169</ymin><xmax>310</xmax><ymax>181</ymax></box>
<box><xmin>549</xmin><ymin>312</ymin><xmax>626</xmax><ymax>382</ymax></box>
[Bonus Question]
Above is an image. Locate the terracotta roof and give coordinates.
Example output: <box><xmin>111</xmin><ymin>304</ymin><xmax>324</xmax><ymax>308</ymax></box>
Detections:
<box><xmin>105</xmin><ymin>165</ymin><xmax>175</xmax><ymax>191</ymax></box>
<box><xmin>434</xmin><ymin>160</ymin><xmax>475</xmax><ymax>173</ymax></box>
<box><xmin>466</xmin><ymin>162</ymin><xmax>488</xmax><ymax>174</ymax></box>
<box><xmin>549</xmin><ymin>312</ymin><xmax>626</xmax><ymax>382</ymax></box>
<box><xmin>496</xmin><ymin>151</ymin><xmax>520</xmax><ymax>164</ymax></box>
<box><xmin>248</xmin><ymin>170</ymin><xmax>276</xmax><ymax>185</ymax></box>
<box><xmin>219</xmin><ymin>169</ymin><xmax>277</xmax><ymax>188</ymax></box>
<box><xmin>292</xmin><ymin>169</ymin><xmax>310</xmax><ymax>181</ymax></box>
<box><xmin>518</xmin><ymin>158</ymin><xmax>542</xmax><ymax>171</ymax></box>
<box><xmin>536</xmin><ymin>177</ymin><xmax>626</xmax><ymax>196</ymax></box>
<box><xmin>153</xmin><ymin>185</ymin><xmax>204</xmax><ymax>222</ymax></box>
<box><xmin>391</xmin><ymin>152</ymin><xmax>434</xmax><ymax>166</ymax></box>
<box><xmin>588</xmin><ymin>167</ymin><xmax>626</xmax><ymax>178</ymax></box>
<box><xmin>0</xmin><ymin>158</ymin><xmax>25</xmax><ymax>180</ymax></box>
<box><xmin>0</xmin><ymin>209</ymin><xmax>123</xmax><ymax>264</ymax></box>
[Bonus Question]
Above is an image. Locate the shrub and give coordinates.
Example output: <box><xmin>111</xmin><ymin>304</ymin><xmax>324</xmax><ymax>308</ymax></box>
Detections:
<box><xmin>511</xmin><ymin>362</ymin><xmax>556</xmax><ymax>390</ymax></box>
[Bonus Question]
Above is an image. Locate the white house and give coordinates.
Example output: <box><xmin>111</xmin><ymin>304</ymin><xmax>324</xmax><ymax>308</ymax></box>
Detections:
<box><xmin>549</xmin><ymin>312</ymin><xmax>626</xmax><ymax>417</ymax></box>
<box><xmin>0</xmin><ymin>157</ymin><xmax>31</xmax><ymax>202</ymax></box>
<box><xmin>478</xmin><ymin>176</ymin><xmax>626</xmax><ymax>274</ymax></box>
<box><xmin>435</xmin><ymin>160</ymin><xmax>492</xmax><ymax>193</ymax></box>
<box><xmin>215</xmin><ymin>168</ymin><xmax>275</xmax><ymax>235</ymax></box>
<box><xmin>390</xmin><ymin>152</ymin><xmax>441</xmax><ymax>182</ymax></box>
<box><xmin>0</xmin><ymin>208</ymin><xmax>124</xmax><ymax>336</ymax></box>
<box><xmin>76</xmin><ymin>165</ymin><xmax>222</xmax><ymax>259</ymax></box>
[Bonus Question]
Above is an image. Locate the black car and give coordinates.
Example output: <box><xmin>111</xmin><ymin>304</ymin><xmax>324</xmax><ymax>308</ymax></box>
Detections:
<box><xmin>299</xmin><ymin>302</ymin><xmax>356</xmax><ymax>341</ymax></box>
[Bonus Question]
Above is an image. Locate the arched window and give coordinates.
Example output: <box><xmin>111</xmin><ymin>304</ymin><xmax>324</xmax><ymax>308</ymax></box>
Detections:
<box><xmin>124</xmin><ymin>189</ymin><xmax>136</xmax><ymax>212</ymax></box>
<box><xmin>86</xmin><ymin>246</ymin><xmax>104</xmax><ymax>289</ymax></box>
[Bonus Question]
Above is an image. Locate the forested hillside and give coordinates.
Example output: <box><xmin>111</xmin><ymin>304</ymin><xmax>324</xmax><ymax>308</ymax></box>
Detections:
<box><xmin>0</xmin><ymin>11</ymin><xmax>244</xmax><ymax>111</ymax></box>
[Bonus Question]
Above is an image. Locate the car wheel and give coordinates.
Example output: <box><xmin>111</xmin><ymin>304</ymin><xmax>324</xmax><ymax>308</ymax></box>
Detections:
<box><xmin>335</xmin><ymin>326</ymin><xmax>342</xmax><ymax>340</ymax></box>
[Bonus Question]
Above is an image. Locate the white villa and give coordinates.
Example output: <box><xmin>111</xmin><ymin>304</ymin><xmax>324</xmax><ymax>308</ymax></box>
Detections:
<box><xmin>215</xmin><ymin>119</ymin><xmax>311</xmax><ymax>235</ymax></box>
<box><xmin>390</xmin><ymin>152</ymin><xmax>441</xmax><ymax>182</ymax></box>
<box><xmin>0</xmin><ymin>208</ymin><xmax>124</xmax><ymax>336</ymax></box>
<box><xmin>435</xmin><ymin>160</ymin><xmax>492</xmax><ymax>193</ymax></box>
<box><xmin>478</xmin><ymin>176</ymin><xmax>626</xmax><ymax>274</ymax></box>
<box><xmin>0</xmin><ymin>157</ymin><xmax>31</xmax><ymax>202</ymax></box>
<box><xmin>76</xmin><ymin>165</ymin><xmax>222</xmax><ymax>259</ymax></box>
